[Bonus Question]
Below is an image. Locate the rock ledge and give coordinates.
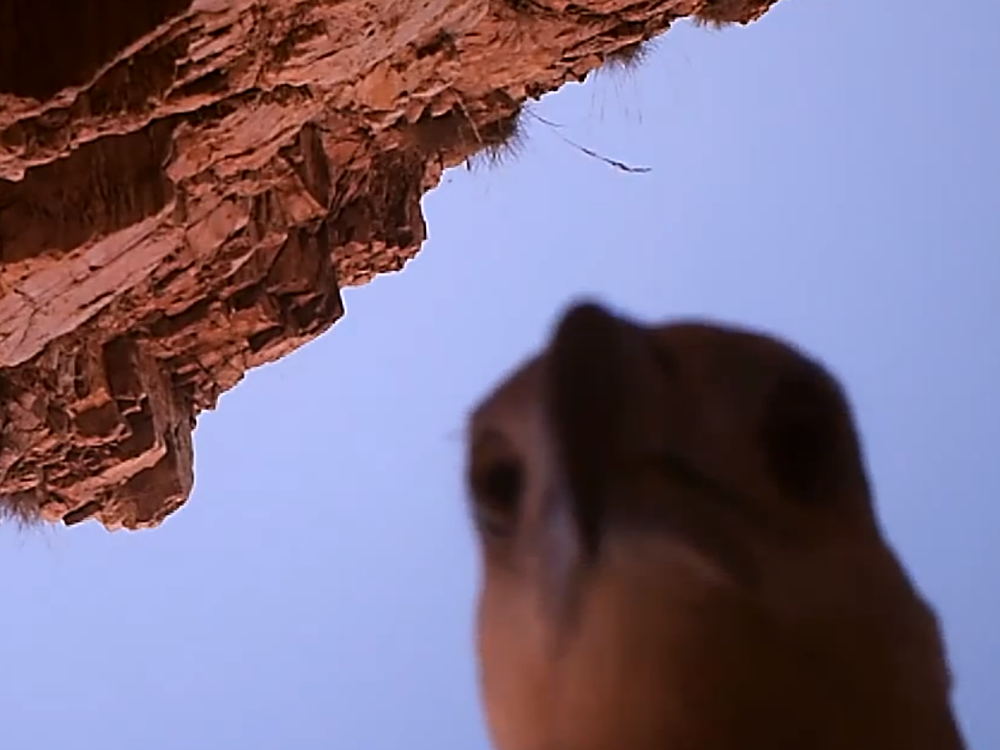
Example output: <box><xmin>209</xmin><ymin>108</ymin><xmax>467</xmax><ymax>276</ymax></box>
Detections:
<box><xmin>0</xmin><ymin>0</ymin><xmax>781</xmax><ymax>530</ymax></box>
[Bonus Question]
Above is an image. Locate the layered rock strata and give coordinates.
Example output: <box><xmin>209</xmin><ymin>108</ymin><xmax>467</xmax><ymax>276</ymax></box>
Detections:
<box><xmin>0</xmin><ymin>0</ymin><xmax>782</xmax><ymax>530</ymax></box>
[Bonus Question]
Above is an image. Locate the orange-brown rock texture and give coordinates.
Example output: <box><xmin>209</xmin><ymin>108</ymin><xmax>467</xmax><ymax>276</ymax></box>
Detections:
<box><xmin>0</xmin><ymin>0</ymin><xmax>782</xmax><ymax>531</ymax></box>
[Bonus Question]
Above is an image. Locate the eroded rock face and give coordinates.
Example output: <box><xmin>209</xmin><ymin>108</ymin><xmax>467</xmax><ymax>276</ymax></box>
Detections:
<box><xmin>0</xmin><ymin>0</ymin><xmax>782</xmax><ymax>530</ymax></box>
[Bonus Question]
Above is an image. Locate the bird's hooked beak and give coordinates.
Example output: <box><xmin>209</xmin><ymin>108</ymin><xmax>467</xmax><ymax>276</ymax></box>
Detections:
<box><xmin>528</xmin><ymin>302</ymin><xmax>676</xmax><ymax>631</ymax></box>
<box><xmin>542</xmin><ymin>302</ymin><xmax>667</xmax><ymax>562</ymax></box>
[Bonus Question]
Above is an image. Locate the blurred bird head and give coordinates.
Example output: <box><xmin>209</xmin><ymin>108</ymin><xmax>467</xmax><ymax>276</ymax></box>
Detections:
<box><xmin>466</xmin><ymin>301</ymin><xmax>964</xmax><ymax>750</ymax></box>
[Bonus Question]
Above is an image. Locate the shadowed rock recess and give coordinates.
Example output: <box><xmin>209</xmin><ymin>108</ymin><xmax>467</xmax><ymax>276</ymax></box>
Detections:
<box><xmin>0</xmin><ymin>0</ymin><xmax>782</xmax><ymax>531</ymax></box>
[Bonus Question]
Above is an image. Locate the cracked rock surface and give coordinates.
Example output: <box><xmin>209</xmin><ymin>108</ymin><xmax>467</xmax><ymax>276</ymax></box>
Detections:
<box><xmin>0</xmin><ymin>0</ymin><xmax>781</xmax><ymax>530</ymax></box>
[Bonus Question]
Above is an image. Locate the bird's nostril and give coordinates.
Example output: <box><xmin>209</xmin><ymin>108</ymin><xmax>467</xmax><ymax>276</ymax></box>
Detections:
<box><xmin>762</xmin><ymin>366</ymin><xmax>842</xmax><ymax>503</ymax></box>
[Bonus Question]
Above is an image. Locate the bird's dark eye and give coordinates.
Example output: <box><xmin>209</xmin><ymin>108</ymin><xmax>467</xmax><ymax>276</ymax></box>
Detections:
<box><xmin>468</xmin><ymin>431</ymin><xmax>524</xmax><ymax>538</ymax></box>
<box><xmin>761</xmin><ymin>364</ymin><xmax>844</xmax><ymax>504</ymax></box>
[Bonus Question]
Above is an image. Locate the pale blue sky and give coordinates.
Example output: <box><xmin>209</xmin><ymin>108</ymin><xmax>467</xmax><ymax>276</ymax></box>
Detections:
<box><xmin>1</xmin><ymin>1</ymin><xmax>997</xmax><ymax>748</ymax></box>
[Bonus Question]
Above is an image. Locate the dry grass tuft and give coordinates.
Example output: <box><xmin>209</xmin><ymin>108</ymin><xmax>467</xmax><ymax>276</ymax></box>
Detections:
<box><xmin>465</xmin><ymin>106</ymin><xmax>530</xmax><ymax>171</ymax></box>
<box><xmin>692</xmin><ymin>0</ymin><xmax>770</xmax><ymax>28</ymax></box>
<box><xmin>0</xmin><ymin>491</ymin><xmax>43</xmax><ymax>530</ymax></box>
<box><xmin>691</xmin><ymin>14</ymin><xmax>733</xmax><ymax>30</ymax></box>
<box><xmin>599</xmin><ymin>39</ymin><xmax>658</xmax><ymax>77</ymax></box>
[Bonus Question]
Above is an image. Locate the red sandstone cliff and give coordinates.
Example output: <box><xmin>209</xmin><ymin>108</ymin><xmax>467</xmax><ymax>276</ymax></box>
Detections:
<box><xmin>0</xmin><ymin>0</ymin><xmax>782</xmax><ymax>530</ymax></box>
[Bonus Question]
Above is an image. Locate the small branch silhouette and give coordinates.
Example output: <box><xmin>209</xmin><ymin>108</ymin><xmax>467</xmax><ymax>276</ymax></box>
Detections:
<box><xmin>525</xmin><ymin>110</ymin><xmax>651</xmax><ymax>174</ymax></box>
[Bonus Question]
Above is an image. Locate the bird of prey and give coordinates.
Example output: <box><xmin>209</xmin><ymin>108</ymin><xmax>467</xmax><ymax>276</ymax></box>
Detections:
<box><xmin>466</xmin><ymin>301</ymin><xmax>966</xmax><ymax>750</ymax></box>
